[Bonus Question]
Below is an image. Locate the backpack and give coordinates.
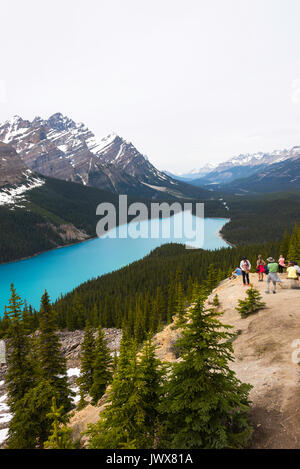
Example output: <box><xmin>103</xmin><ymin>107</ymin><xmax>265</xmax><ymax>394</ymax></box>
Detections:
<box><xmin>264</xmin><ymin>265</ymin><xmax>269</xmax><ymax>274</ymax></box>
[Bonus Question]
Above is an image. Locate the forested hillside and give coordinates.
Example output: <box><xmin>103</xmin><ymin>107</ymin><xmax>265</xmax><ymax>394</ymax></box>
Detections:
<box><xmin>0</xmin><ymin>177</ymin><xmax>154</xmax><ymax>264</ymax></box>
<box><xmin>50</xmin><ymin>239</ymin><xmax>281</xmax><ymax>340</ymax></box>
<box><xmin>218</xmin><ymin>191</ymin><xmax>300</xmax><ymax>245</ymax></box>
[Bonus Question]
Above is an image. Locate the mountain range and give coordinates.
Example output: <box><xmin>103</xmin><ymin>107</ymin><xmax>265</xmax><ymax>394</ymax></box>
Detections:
<box><xmin>0</xmin><ymin>113</ymin><xmax>205</xmax><ymax>200</ymax></box>
<box><xmin>173</xmin><ymin>146</ymin><xmax>300</xmax><ymax>193</ymax></box>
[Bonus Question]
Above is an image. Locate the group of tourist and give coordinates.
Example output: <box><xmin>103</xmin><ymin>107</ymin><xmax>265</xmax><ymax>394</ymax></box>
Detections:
<box><xmin>230</xmin><ymin>254</ymin><xmax>300</xmax><ymax>294</ymax></box>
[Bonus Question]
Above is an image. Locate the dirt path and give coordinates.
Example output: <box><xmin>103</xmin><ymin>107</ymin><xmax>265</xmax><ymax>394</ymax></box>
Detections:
<box><xmin>209</xmin><ymin>273</ymin><xmax>300</xmax><ymax>448</ymax></box>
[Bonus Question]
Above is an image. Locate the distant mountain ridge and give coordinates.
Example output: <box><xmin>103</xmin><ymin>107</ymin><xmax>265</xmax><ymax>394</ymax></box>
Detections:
<box><xmin>166</xmin><ymin>163</ymin><xmax>217</xmax><ymax>181</ymax></box>
<box><xmin>182</xmin><ymin>146</ymin><xmax>300</xmax><ymax>189</ymax></box>
<box><xmin>0</xmin><ymin>113</ymin><xmax>205</xmax><ymax>200</ymax></box>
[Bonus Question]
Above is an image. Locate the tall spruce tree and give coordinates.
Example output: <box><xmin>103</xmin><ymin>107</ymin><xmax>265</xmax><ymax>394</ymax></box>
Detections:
<box><xmin>173</xmin><ymin>281</ymin><xmax>186</xmax><ymax>327</ymax></box>
<box><xmin>38</xmin><ymin>290</ymin><xmax>73</xmax><ymax>412</ymax></box>
<box><xmin>90</xmin><ymin>326</ymin><xmax>112</xmax><ymax>405</ymax></box>
<box><xmin>77</xmin><ymin>322</ymin><xmax>96</xmax><ymax>409</ymax></box>
<box><xmin>131</xmin><ymin>336</ymin><xmax>166</xmax><ymax>448</ymax></box>
<box><xmin>159</xmin><ymin>294</ymin><xmax>253</xmax><ymax>449</ymax></box>
<box><xmin>204</xmin><ymin>264</ymin><xmax>218</xmax><ymax>294</ymax></box>
<box><xmin>44</xmin><ymin>396</ymin><xmax>75</xmax><ymax>449</ymax></box>
<box><xmin>5</xmin><ymin>285</ymin><xmax>37</xmax><ymax>448</ymax></box>
<box><xmin>280</xmin><ymin>229</ymin><xmax>291</xmax><ymax>259</ymax></box>
<box><xmin>87</xmin><ymin>336</ymin><xmax>166</xmax><ymax>449</ymax></box>
<box><xmin>86</xmin><ymin>337</ymin><xmax>138</xmax><ymax>448</ymax></box>
<box><xmin>287</xmin><ymin>224</ymin><xmax>300</xmax><ymax>262</ymax></box>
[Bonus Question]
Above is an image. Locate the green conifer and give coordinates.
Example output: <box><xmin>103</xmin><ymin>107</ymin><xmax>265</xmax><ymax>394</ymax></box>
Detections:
<box><xmin>77</xmin><ymin>322</ymin><xmax>96</xmax><ymax>409</ymax></box>
<box><xmin>90</xmin><ymin>326</ymin><xmax>112</xmax><ymax>405</ymax></box>
<box><xmin>159</xmin><ymin>295</ymin><xmax>253</xmax><ymax>449</ymax></box>
<box><xmin>5</xmin><ymin>285</ymin><xmax>37</xmax><ymax>448</ymax></box>
<box><xmin>38</xmin><ymin>290</ymin><xmax>73</xmax><ymax>412</ymax></box>
<box><xmin>44</xmin><ymin>396</ymin><xmax>75</xmax><ymax>449</ymax></box>
<box><xmin>86</xmin><ymin>336</ymin><xmax>165</xmax><ymax>449</ymax></box>
<box><xmin>280</xmin><ymin>229</ymin><xmax>291</xmax><ymax>259</ymax></box>
<box><xmin>236</xmin><ymin>286</ymin><xmax>266</xmax><ymax>318</ymax></box>
<box><xmin>213</xmin><ymin>293</ymin><xmax>220</xmax><ymax>308</ymax></box>
<box><xmin>86</xmin><ymin>337</ymin><xmax>138</xmax><ymax>448</ymax></box>
<box><xmin>287</xmin><ymin>224</ymin><xmax>300</xmax><ymax>262</ymax></box>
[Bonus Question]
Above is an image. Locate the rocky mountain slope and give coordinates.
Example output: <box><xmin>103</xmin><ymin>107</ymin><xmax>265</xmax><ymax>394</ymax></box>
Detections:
<box><xmin>0</xmin><ymin>114</ymin><xmax>205</xmax><ymax>199</ymax></box>
<box><xmin>0</xmin><ymin>143</ymin><xmax>45</xmax><ymax>206</ymax></box>
<box><xmin>222</xmin><ymin>156</ymin><xmax>300</xmax><ymax>193</ymax></box>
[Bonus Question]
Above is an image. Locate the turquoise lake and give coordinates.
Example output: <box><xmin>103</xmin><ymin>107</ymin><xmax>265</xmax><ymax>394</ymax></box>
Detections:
<box><xmin>0</xmin><ymin>213</ymin><xmax>229</xmax><ymax>314</ymax></box>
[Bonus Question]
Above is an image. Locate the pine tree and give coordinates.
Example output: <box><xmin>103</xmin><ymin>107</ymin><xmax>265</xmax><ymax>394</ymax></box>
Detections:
<box><xmin>204</xmin><ymin>264</ymin><xmax>218</xmax><ymax>294</ymax></box>
<box><xmin>86</xmin><ymin>336</ymin><xmax>166</xmax><ymax>449</ymax></box>
<box><xmin>280</xmin><ymin>229</ymin><xmax>291</xmax><ymax>259</ymax></box>
<box><xmin>77</xmin><ymin>322</ymin><xmax>96</xmax><ymax>409</ymax></box>
<box><xmin>131</xmin><ymin>336</ymin><xmax>166</xmax><ymax>448</ymax></box>
<box><xmin>44</xmin><ymin>396</ymin><xmax>75</xmax><ymax>449</ymax></box>
<box><xmin>287</xmin><ymin>224</ymin><xmax>300</xmax><ymax>262</ymax></box>
<box><xmin>18</xmin><ymin>379</ymin><xmax>57</xmax><ymax>448</ymax></box>
<box><xmin>86</xmin><ymin>337</ymin><xmax>138</xmax><ymax>448</ymax></box>
<box><xmin>22</xmin><ymin>302</ymin><xmax>34</xmax><ymax>335</ymax></box>
<box><xmin>213</xmin><ymin>293</ymin><xmax>220</xmax><ymax>308</ymax></box>
<box><xmin>1</xmin><ymin>306</ymin><xmax>10</xmax><ymax>338</ymax></box>
<box><xmin>236</xmin><ymin>286</ymin><xmax>266</xmax><ymax>318</ymax></box>
<box><xmin>90</xmin><ymin>326</ymin><xmax>112</xmax><ymax>405</ymax></box>
<box><xmin>216</xmin><ymin>268</ymin><xmax>225</xmax><ymax>285</ymax></box>
<box><xmin>186</xmin><ymin>275</ymin><xmax>194</xmax><ymax>302</ymax></box>
<box><xmin>159</xmin><ymin>295</ymin><xmax>253</xmax><ymax>449</ymax></box>
<box><xmin>38</xmin><ymin>290</ymin><xmax>73</xmax><ymax>412</ymax></box>
<box><xmin>72</xmin><ymin>292</ymin><xmax>86</xmax><ymax>330</ymax></box>
<box><xmin>173</xmin><ymin>281</ymin><xmax>186</xmax><ymax>327</ymax></box>
<box><xmin>5</xmin><ymin>285</ymin><xmax>37</xmax><ymax>448</ymax></box>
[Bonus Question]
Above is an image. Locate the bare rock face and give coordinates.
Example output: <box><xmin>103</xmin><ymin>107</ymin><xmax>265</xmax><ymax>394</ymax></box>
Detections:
<box><xmin>0</xmin><ymin>142</ymin><xmax>28</xmax><ymax>187</ymax></box>
<box><xmin>58</xmin><ymin>328</ymin><xmax>122</xmax><ymax>368</ymax></box>
<box><xmin>0</xmin><ymin>114</ymin><xmax>184</xmax><ymax>198</ymax></box>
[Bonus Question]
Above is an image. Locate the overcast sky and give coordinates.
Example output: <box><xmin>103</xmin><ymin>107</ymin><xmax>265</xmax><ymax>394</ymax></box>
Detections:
<box><xmin>1</xmin><ymin>0</ymin><xmax>300</xmax><ymax>172</ymax></box>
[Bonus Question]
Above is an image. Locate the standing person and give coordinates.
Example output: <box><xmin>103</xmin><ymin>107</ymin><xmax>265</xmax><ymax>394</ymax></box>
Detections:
<box><xmin>240</xmin><ymin>257</ymin><xmax>251</xmax><ymax>287</ymax></box>
<box><xmin>256</xmin><ymin>255</ymin><xmax>266</xmax><ymax>282</ymax></box>
<box><xmin>278</xmin><ymin>254</ymin><xmax>286</xmax><ymax>274</ymax></box>
<box><xmin>265</xmin><ymin>257</ymin><xmax>281</xmax><ymax>294</ymax></box>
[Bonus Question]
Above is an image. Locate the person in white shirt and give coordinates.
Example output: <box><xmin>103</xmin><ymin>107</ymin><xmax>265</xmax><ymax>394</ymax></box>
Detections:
<box><xmin>240</xmin><ymin>257</ymin><xmax>251</xmax><ymax>286</ymax></box>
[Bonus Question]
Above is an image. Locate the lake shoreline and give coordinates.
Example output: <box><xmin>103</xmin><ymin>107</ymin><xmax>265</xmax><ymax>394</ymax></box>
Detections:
<box><xmin>0</xmin><ymin>215</ymin><xmax>232</xmax><ymax>266</ymax></box>
<box><xmin>0</xmin><ymin>215</ymin><xmax>231</xmax><ymax>314</ymax></box>
<box><xmin>216</xmin><ymin>219</ymin><xmax>236</xmax><ymax>248</ymax></box>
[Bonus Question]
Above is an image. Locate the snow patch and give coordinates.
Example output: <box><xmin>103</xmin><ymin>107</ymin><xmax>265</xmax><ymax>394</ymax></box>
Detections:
<box><xmin>0</xmin><ymin>413</ymin><xmax>12</xmax><ymax>424</ymax></box>
<box><xmin>0</xmin><ymin>175</ymin><xmax>45</xmax><ymax>206</ymax></box>
<box><xmin>67</xmin><ymin>368</ymin><xmax>80</xmax><ymax>378</ymax></box>
<box><xmin>0</xmin><ymin>428</ymin><xmax>8</xmax><ymax>445</ymax></box>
